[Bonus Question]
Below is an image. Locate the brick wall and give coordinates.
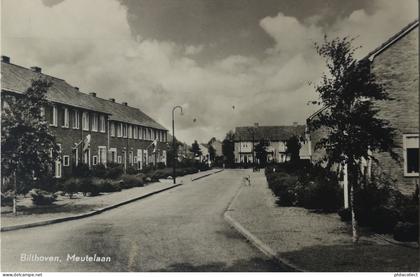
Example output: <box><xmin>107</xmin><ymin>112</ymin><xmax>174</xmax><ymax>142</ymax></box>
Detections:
<box><xmin>370</xmin><ymin>27</ymin><xmax>419</xmax><ymax>194</ymax></box>
<box><xmin>308</xmin><ymin>124</ymin><xmax>328</xmax><ymax>164</ymax></box>
<box><xmin>45</xmin><ymin>103</ymin><xmax>168</xmax><ymax>177</ymax></box>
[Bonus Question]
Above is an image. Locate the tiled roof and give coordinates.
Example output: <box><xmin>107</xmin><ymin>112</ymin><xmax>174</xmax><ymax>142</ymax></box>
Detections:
<box><xmin>1</xmin><ymin>61</ymin><xmax>167</xmax><ymax>130</ymax></box>
<box><xmin>234</xmin><ymin>125</ymin><xmax>306</xmax><ymax>142</ymax></box>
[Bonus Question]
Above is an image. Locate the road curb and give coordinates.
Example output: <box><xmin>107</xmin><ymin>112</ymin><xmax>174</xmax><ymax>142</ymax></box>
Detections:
<box><xmin>1</xmin><ymin>183</ymin><xmax>182</xmax><ymax>232</ymax></box>
<box><xmin>223</xmin><ymin>183</ymin><xmax>305</xmax><ymax>272</ymax></box>
<box><xmin>191</xmin><ymin>169</ymin><xmax>224</xmax><ymax>181</ymax></box>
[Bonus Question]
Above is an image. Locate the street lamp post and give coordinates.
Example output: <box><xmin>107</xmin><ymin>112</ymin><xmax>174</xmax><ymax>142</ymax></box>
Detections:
<box><xmin>172</xmin><ymin>105</ymin><xmax>183</xmax><ymax>184</ymax></box>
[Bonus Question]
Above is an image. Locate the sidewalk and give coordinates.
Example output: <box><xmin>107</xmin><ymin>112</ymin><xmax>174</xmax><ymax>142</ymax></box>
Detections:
<box><xmin>225</xmin><ymin>170</ymin><xmax>419</xmax><ymax>272</ymax></box>
<box><xmin>1</xmin><ymin>169</ymin><xmax>223</xmax><ymax>231</ymax></box>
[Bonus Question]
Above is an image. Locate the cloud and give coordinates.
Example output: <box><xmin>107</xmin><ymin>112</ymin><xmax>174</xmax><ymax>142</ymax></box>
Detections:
<box><xmin>1</xmin><ymin>0</ymin><xmax>418</xmax><ymax>144</ymax></box>
<box><xmin>184</xmin><ymin>45</ymin><xmax>204</xmax><ymax>55</ymax></box>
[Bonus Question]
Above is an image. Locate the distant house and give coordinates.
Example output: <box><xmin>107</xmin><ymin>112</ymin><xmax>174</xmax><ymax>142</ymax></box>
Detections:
<box><xmin>198</xmin><ymin>144</ymin><xmax>210</xmax><ymax>163</ymax></box>
<box><xmin>233</xmin><ymin>123</ymin><xmax>310</xmax><ymax>164</ymax></box>
<box><xmin>307</xmin><ymin>20</ymin><xmax>419</xmax><ymax>195</ymax></box>
<box><xmin>208</xmin><ymin>139</ymin><xmax>223</xmax><ymax>158</ymax></box>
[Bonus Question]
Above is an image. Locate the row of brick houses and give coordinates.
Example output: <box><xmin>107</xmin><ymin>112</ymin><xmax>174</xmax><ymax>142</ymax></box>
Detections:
<box><xmin>233</xmin><ymin>123</ymin><xmax>310</xmax><ymax>164</ymax></box>
<box><xmin>307</xmin><ymin>20</ymin><xmax>419</xmax><ymax>195</ymax></box>
<box><xmin>1</xmin><ymin>56</ymin><xmax>169</xmax><ymax>178</ymax></box>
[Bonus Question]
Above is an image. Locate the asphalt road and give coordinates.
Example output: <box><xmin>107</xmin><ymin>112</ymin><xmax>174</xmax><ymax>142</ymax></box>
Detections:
<box><xmin>1</xmin><ymin>169</ymin><xmax>286</xmax><ymax>272</ymax></box>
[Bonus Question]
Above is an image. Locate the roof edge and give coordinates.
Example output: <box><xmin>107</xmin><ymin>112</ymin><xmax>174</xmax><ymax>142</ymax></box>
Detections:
<box><xmin>365</xmin><ymin>19</ymin><xmax>419</xmax><ymax>62</ymax></box>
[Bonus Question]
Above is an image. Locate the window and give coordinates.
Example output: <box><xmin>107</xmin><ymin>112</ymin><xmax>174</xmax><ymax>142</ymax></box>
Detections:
<box><xmin>63</xmin><ymin>155</ymin><xmax>70</xmax><ymax>167</ymax></box>
<box><xmin>117</xmin><ymin>156</ymin><xmax>122</xmax><ymax>164</ymax></box>
<box><xmin>128</xmin><ymin>125</ymin><xmax>132</xmax><ymax>139</ymax></box>
<box><xmin>403</xmin><ymin>134</ymin><xmax>419</xmax><ymax>177</ymax></box>
<box><xmin>82</xmin><ymin>112</ymin><xmax>89</xmax><ymax>131</ymax></box>
<box><xmin>40</xmin><ymin>106</ymin><xmax>45</xmax><ymax>118</ymax></box>
<box><xmin>55</xmin><ymin>160</ymin><xmax>62</xmax><ymax>178</ymax></box>
<box><xmin>110</xmin><ymin>122</ymin><xmax>115</xmax><ymax>137</ymax></box>
<box><xmin>129</xmin><ymin>151</ymin><xmax>134</xmax><ymax>165</ymax></box>
<box><xmin>99</xmin><ymin>115</ymin><xmax>106</xmax><ymax>133</ymax></box>
<box><xmin>117</xmin><ymin>123</ymin><xmax>122</xmax><ymax>137</ymax></box>
<box><xmin>123</xmin><ymin>124</ymin><xmax>127</xmax><ymax>138</ymax></box>
<box><xmin>50</xmin><ymin>105</ymin><xmax>58</xmax><ymax>127</ymax></box>
<box><xmin>92</xmin><ymin>155</ymin><xmax>98</xmax><ymax>166</ymax></box>
<box><xmin>61</xmin><ymin>107</ymin><xmax>69</xmax><ymax>128</ymax></box>
<box><xmin>138</xmin><ymin>127</ymin><xmax>143</xmax><ymax>139</ymax></box>
<box><xmin>92</xmin><ymin>113</ymin><xmax>98</xmax><ymax>132</ymax></box>
<box><xmin>73</xmin><ymin>110</ymin><xmax>80</xmax><ymax>129</ymax></box>
<box><xmin>134</xmin><ymin>126</ymin><xmax>138</xmax><ymax>139</ymax></box>
<box><xmin>109</xmin><ymin>148</ymin><xmax>117</xmax><ymax>163</ymax></box>
<box><xmin>98</xmin><ymin>146</ymin><xmax>107</xmax><ymax>164</ymax></box>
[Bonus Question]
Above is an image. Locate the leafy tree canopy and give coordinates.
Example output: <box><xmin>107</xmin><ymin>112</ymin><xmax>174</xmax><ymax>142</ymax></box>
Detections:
<box><xmin>1</xmin><ymin>79</ymin><xmax>59</xmax><ymax>193</ymax></box>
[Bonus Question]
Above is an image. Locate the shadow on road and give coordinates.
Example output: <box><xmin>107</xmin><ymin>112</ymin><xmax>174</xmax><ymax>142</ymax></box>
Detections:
<box><xmin>152</xmin><ymin>257</ymin><xmax>289</xmax><ymax>272</ymax></box>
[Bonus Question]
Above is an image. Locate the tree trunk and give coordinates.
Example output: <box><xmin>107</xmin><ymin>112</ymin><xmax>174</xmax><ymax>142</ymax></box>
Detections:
<box><xmin>350</xmin><ymin>183</ymin><xmax>359</xmax><ymax>243</ymax></box>
<box><xmin>349</xmin><ymin>162</ymin><xmax>359</xmax><ymax>243</ymax></box>
<box><xmin>13</xmin><ymin>171</ymin><xmax>17</xmax><ymax>216</ymax></box>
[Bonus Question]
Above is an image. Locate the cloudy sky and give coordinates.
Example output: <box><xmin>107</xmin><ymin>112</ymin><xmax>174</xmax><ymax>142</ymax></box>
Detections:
<box><xmin>1</xmin><ymin>0</ymin><xmax>418</xmax><ymax>144</ymax></box>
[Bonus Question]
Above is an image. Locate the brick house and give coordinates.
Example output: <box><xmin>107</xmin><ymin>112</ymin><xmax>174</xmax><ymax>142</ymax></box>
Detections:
<box><xmin>307</xmin><ymin>20</ymin><xmax>419</xmax><ymax>195</ymax></box>
<box><xmin>1</xmin><ymin>56</ymin><xmax>168</xmax><ymax>178</ymax></box>
<box><xmin>233</xmin><ymin>123</ymin><xmax>310</xmax><ymax>164</ymax></box>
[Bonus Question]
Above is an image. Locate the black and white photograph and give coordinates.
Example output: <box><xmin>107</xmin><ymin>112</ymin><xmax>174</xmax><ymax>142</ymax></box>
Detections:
<box><xmin>0</xmin><ymin>0</ymin><xmax>419</xmax><ymax>274</ymax></box>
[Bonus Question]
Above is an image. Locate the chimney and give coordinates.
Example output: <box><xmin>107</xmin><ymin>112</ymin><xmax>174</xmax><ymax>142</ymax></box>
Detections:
<box><xmin>89</xmin><ymin>92</ymin><xmax>96</xmax><ymax>97</ymax></box>
<box><xmin>122</xmin><ymin>102</ymin><xmax>128</xmax><ymax>106</ymax></box>
<box><xmin>254</xmin><ymin>122</ymin><xmax>259</xmax><ymax>127</ymax></box>
<box><xmin>74</xmin><ymin>87</ymin><xmax>79</xmax><ymax>91</ymax></box>
<box><xmin>1</xmin><ymin>56</ymin><xmax>10</xmax><ymax>63</ymax></box>
<box><xmin>109</xmin><ymin>98</ymin><xmax>115</xmax><ymax>102</ymax></box>
<box><xmin>30</xmin><ymin>66</ymin><xmax>42</xmax><ymax>73</ymax></box>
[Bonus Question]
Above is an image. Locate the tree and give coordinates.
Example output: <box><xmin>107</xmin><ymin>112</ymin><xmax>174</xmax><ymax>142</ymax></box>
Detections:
<box><xmin>309</xmin><ymin>36</ymin><xmax>397</xmax><ymax>243</ymax></box>
<box><xmin>208</xmin><ymin>145</ymin><xmax>216</xmax><ymax>162</ymax></box>
<box><xmin>222</xmin><ymin>131</ymin><xmax>235</xmax><ymax>167</ymax></box>
<box><xmin>1</xmin><ymin>79</ymin><xmax>59</xmax><ymax>214</ymax></box>
<box><xmin>285</xmin><ymin>135</ymin><xmax>302</xmax><ymax>163</ymax></box>
<box><xmin>191</xmin><ymin>140</ymin><xmax>202</xmax><ymax>158</ymax></box>
<box><xmin>254</xmin><ymin>139</ymin><xmax>269</xmax><ymax>167</ymax></box>
<box><xmin>166</xmin><ymin>138</ymin><xmax>182</xmax><ymax>167</ymax></box>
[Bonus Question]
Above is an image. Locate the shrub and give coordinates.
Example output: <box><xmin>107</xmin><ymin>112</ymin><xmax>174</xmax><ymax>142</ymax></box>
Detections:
<box><xmin>301</xmin><ymin>179</ymin><xmax>342</xmax><ymax>212</ymax></box>
<box><xmin>1</xmin><ymin>191</ymin><xmax>14</xmax><ymax>206</ymax></box>
<box><xmin>151</xmin><ymin>169</ymin><xmax>171</xmax><ymax>180</ymax></box>
<box><xmin>91</xmin><ymin>164</ymin><xmax>107</xmax><ymax>178</ymax></box>
<box><xmin>78</xmin><ymin>178</ymin><xmax>97</xmax><ymax>196</ymax></box>
<box><xmin>369</xmin><ymin>206</ymin><xmax>400</xmax><ymax>234</ymax></box>
<box><xmin>63</xmin><ymin>178</ymin><xmax>80</xmax><ymax>198</ymax></box>
<box><xmin>157</xmin><ymin>162</ymin><xmax>166</xmax><ymax>169</ymax></box>
<box><xmin>81</xmin><ymin>178</ymin><xmax>122</xmax><ymax>195</ymax></box>
<box><xmin>338</xmin><ymin>207</ymin><xmax>352</xmax><ymax>222</ymax></box>
<box><xmin>266</xmin><ymin>172</ymin><xmax>298</xmax><ymax>206</ymax></box>
<box><xmin>34</xmin><ymin>175</ymin><xmax>58</xmax><ymax>192</ymax></box>
<box><xmin>92</xmin><ymin>178</ymin><xmax>121</xmax><ymax>193</ymax></box>
<box><xmin>105</xmin><ymin>163</ymin><xmax>124</xmax><ymax>179</ymax></box>
<box><xmin>30</xmin><ymin>189</ymin><xmax>57</xmax><ymax>205</ymax></box>
<box><xmin>393</xmin><ymin>222</ymin><xmax>419</xmax><ymax>242</ymax></box>
<box><xmin>73</xmin><ymin>163</ymin><xmax>91</xmax><ymax>178</ymax></box>
<box><xmin>121</xmin><ymin>174</ymin><xmax>144</xmax><ymax>188</ymax></box>
<box><xmin>141</xmin><ymin>164</ymin><xmax>154</xmax><ymax>173</ymax></box>
<box><xmin>126</xmin><ymin>166</ymin><xmax>138</xmax><ymax>175</ymax></box>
